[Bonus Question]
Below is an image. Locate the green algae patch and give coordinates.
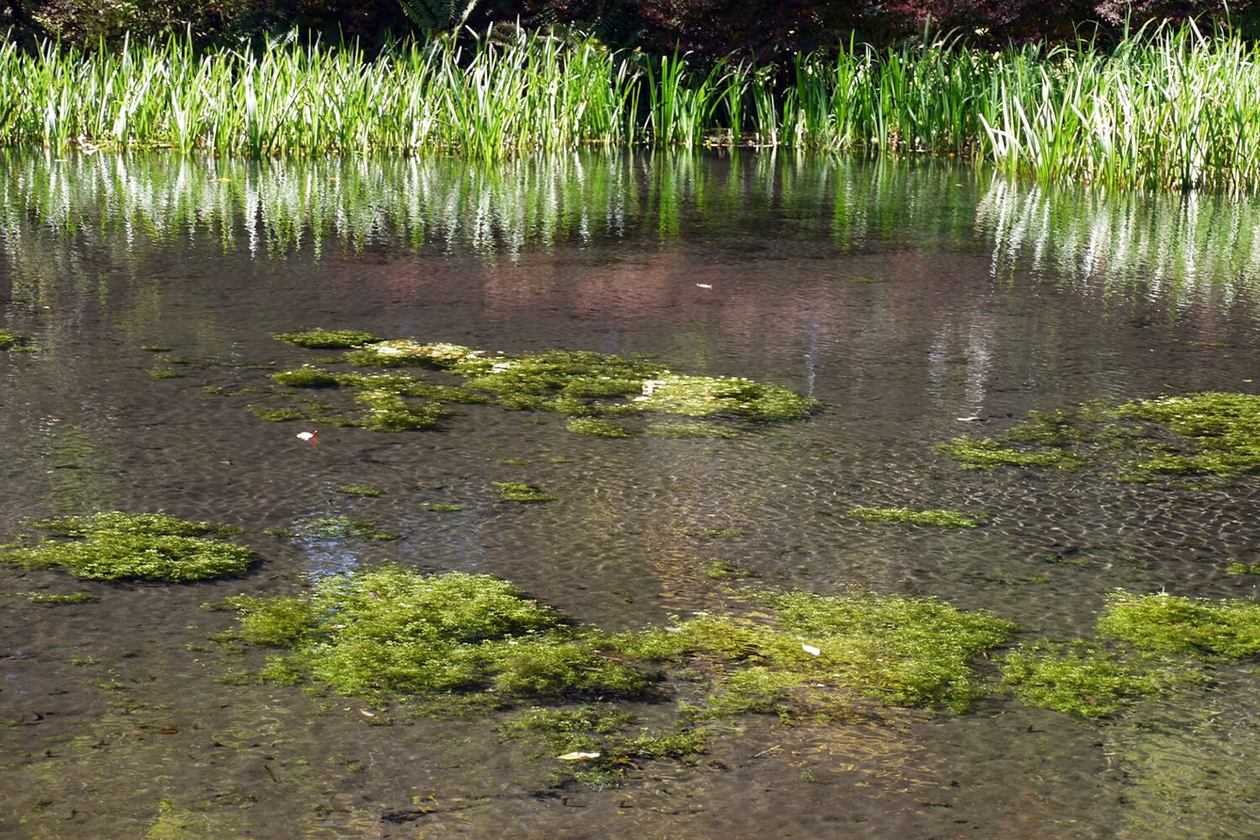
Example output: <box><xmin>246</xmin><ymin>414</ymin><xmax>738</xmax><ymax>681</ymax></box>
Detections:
<box><xmin>848</xmin><ymin>507</ymin><xmax>983</xmax><ymax>528</ymax></box>
<box><xmin>646</xmin><ymin>422</ymin><xmax>739</xmax><ymax>439</ymax></box>
<box><xmin>222</xmin><ymin>566</ymin><xmax>655</xmax><ymax>704</ymax></box>
<box><xmin>0</xmin><ymin>512</ymin><xmax>255</xmax><ymax>582</ymax></box>
<box><xmin>273</xmin><ymin>328</ymin><xmax>379</xmax><ymax>348</ymax></box>
<box><xmin>999</xmin><ymin>591</ymin><xmax>1260</xmax><ymax>719</ymax></box>
<box><xmin>0</xmin><ymin>329</ymin><xmax>17</xmax><ymax>349</ymax></box>
<box><xmin>23</xmin><ymin>591</ymin><xmax>100</xmax><ymax>605</ymax></box>
<box><xmin>943</xmin><ymin>392</ymin><xmax>1260</xmax><ymax>480</ymax></box>
<box><xmin>336</xmin><ymin>484</ymin><xmax>383</xmax><ymax>497</ymax></box>
<box><xmin>1098</xmin><ymin>592</ymin><xmax>1260</xmax><ymax>661</ymax></box>
<box><xmin>355</xmin><ymin>390</ymin><xmax>445</xmax><ymax>431</ymax></box>
<box><xmin>1001</xmin><ymin>640</ymin><xmax>1191</xmax><ymax>719</ymax></box>
<box><xmin>271</xmin><ymin>366</ymin><xmax>343</xmax><ymax>388</ymax></box>
<box><xmin>256</xmin><ymin>335</ymin><xmax>815</xmax><ymax>438</ymax></box>
<box><xmin>612</xmin><ymin>592</ymin><xmax>1017</xmax><ymax>714</ymax></box>
<box><xmin>1113</xmin><ymin>392</ymin><xmax>1260</xmax><ymax>478</ymax></box>
<box><xmin>494</xmin><ymin>482</ymin><xmax>557</xmax><ymax>502</ymax></box>
<box><xmin>291</xmin><ymin>515</ymin><xmax>398</xmax><ymax>541</ymax></box>
<box><xmin>566</xmin><ymin>417</ymin><xmax>633</xmax><ymax>438</ymax></box>
<box><xmin>703</xmin><ymin>559</ymin><xmax>761</xmax><ymax>580</ymax></box>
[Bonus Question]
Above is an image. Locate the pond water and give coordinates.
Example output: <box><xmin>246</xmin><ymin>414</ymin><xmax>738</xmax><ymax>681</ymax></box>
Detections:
<box><xmin>2</xmin><ymin>150</ymin><xmax>1260</xmax><ymax>839</ymax></box>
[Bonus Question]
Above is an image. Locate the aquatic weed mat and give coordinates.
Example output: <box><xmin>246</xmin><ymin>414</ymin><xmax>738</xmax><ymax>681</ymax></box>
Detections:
<box><xmin>941</xmin><ymin>392</ymin><xmax>1260</xmax><ymax>484</ymax></box>
<box><xmin>208</xmin><ymin>332</ymin><xmax>819</xmax><ymax>438</ymax></box>
<box><xmin>0</xmin><ymin>511</ymin><xmax>256</xmax><ymax>582</ymax></box>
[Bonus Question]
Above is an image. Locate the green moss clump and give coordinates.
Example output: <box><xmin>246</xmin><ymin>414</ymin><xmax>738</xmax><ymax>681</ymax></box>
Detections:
<box><xmin>771</xmin><ymin>591</ymin><xmax>1017</xmax><ymax>710</ymax></box>
<box><xmin>1114</xmin><ymin>392</ymin><xmax>1260</xmax><ymax>478</ymax></box>
<box><xmin>140</xmin><ymin>344</ymin><xmax>171</xmax><ymax>352</ymax></box>
<box><xmin>1001</xmin><ymin>640</ymin><xmax>1189</xmax><ymax>719</ymax></box>
<box><xmin>273</xmin><ymin>328</ymin><xmax>379</xmax><ymax>348</ymax></box>
<box><xmin>944</xmin><ymin>392</ymin><xmax>1260</xmax><ymax>480</ymax></box>
<box><xmin>345</xmin><ymin>340</ymin><xmax>483</xmax><ymax>367</ymax></box>
<box><xmin>612</xmin><ymin>592</ymin><xmax>1016</xmax><ymax>714</ymax></box>
<box><xmin>566</xmin><ymin>417</ymin><xmax>633</xmax><ymax>438</ymax></box>
<box><xmin>24</xmin><ymin>591</ymin><xmax>100</xmax><ymax>605</ymax></box>
<box><xmin>336</xmin><ymin>484</ymin><xmax>383</xmax><ymax>497</ymax></box>
<box><xmin>634</xmin><ymin>374</ymin><xmax>817</xmax><ymax>422</ymax></box>
<box><xmin>0</xmin><ymin>512</ymin><xmax>254</xmax><ymax>582</ymax></box>
<box><xmin>494</xmin><ymin>482</ymin><xmax>557</xmax><ymax>502</ymax></box>
<box><xmin>226</xmin><ymin>566</ymin><xmax>654</xmax><ymax>703</ymax></box>
<box><xmin>646</xmin><ymin>422</ymin><xmax>738</xmax><ymax>439</ymax></box>
<box><xmin>1227</xmin><ymin>562</ymin><xmax>1260</xmax><ymax>575</ymax></box>
<box><xmin>356</xmin><ymin>391</ymin><xmax>444</xmax><ymax>431</ymax></box>
<box><xmin>271</xmin><ymin>367</ymin><xmax>343</xmax><ymax>388</ymax></box>
<box><xmin>848</xmin><ymin>507</ymin><xmax>982</xmax><ymax>528</ymax></box>
<box><xmin>148</xmin><ymin>369</ymin><xmax>182</xmax><ymax>379</ymax></box>
<box><xmin>1098</xmin><ymin>592</ymin><xmax>1260</xmax><ymax>661</ymax></box>
<box><xmin>426</xmin><ymin>503</ymin><xmax>464</xmax><ymax>512</ymax></box>
<box><xmin>940</xmin><ymin>438</ymin><xmax>1082</xmax><ymax>470</ymax></box>
<box><xmin>703</xmin><ymin>559</ymin><xmax>761</xmax><ymax>580</ymax></box>
<box><xmin>0</xmin><ymin>329</ymin><xmax>18</xmax><ymax>349</ymax></box>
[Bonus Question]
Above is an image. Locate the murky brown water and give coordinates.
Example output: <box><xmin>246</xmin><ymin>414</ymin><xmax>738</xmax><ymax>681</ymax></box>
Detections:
<box><xmin>3</xmin><ymin>151</ymin><xmax>1260</xmax><ymax>839</ymax></box>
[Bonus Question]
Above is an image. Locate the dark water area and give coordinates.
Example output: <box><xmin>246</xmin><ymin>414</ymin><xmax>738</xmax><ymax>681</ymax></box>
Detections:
<box><xmin>2</xmin><ymin>150</ymin><xmax>1260</xmax><ymax>839</ymax></box>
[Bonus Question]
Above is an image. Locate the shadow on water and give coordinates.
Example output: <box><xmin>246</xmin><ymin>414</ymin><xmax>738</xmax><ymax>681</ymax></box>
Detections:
<box><xmin>2</xmin><ymin>150</ymin><xmax>1260</xmax><ymax>838</ymax></box>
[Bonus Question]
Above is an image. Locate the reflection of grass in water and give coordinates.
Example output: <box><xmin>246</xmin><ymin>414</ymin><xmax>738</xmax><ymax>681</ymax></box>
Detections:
<box><xmin>943</xmin><ymin>392</ymin><xmax>1260</xmax><ymax>481</ymax></box>
<box><xmin>0</xmin><ymin>512</ymin><xmax>254</xmax><ymax>582</ymax></box>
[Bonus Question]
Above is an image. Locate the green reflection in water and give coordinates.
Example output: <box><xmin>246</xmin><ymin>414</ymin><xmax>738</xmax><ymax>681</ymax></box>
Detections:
<box><xmin>3</xmin><ymin>150</ymin><xmax>1259</xmax><ymax>310</ymax></box>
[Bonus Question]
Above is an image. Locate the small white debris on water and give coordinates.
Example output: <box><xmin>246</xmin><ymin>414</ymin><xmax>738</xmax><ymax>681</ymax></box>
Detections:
<box><xmin>802</xmin><ymin>644</ymin><xmax>821</xmax><ymax>656</ymax></box>
<box><xmin>696</xmin><ymin>283</ymin><xmax>712</xmax><ymax>289</ymax></box>
<box><xmin>557</xmin><ymin>751</ymin><xmax>601</xmax><ymax>761</ymax></box>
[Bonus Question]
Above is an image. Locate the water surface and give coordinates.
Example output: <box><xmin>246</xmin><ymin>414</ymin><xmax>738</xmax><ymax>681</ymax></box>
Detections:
<box><xmin>2</xmin><ymin>150</ymin><xmax>1260</xmax><ymax>839</ymax></box>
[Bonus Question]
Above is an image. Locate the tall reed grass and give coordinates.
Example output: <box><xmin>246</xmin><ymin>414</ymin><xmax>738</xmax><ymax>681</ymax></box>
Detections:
<box><xmin>6</xmin><ymin>22</ymin><xmax>1260</xmax><ymax>190</ymax></box>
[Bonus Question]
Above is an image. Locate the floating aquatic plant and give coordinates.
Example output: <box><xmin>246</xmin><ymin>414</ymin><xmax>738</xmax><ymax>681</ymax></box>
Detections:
<box><xmin>1001</xmin><ymin>640</ymin><xmax>1191</xmax><ymax>719</ymax></box>
<box><xmin>493</xmin><ymin>482</ymin><xmax>557</xmax><ymax>502</ymax></box>
<box><xmin>0</xmin><ymin>329</ymin><xmax>18</xmax><ymax>349</ymax></box>
<box><xmin>943</xmin><ymin>392</ymin><xmax>1260</xmax><ymax>480</ymax></box>
<box><xmin>256</xmin><ymin>335</ymin><xmax>816</xmax><ymax>438</ymax></box>
<box><xmin>566</xmin><ymin>417</ymin><xmax>633</xmax><ymax>438</ymax></box>
<box><xmin>848</xmin><ymin>507</ymin><xmax>983</xmax><ymax>528</ymax></box>
<box><xmin>1098</xmin><ymin>591</ymin><xmax>1260</xmax><ymax>661</ymax></box>
<box><xmin>219</xmin><ymin>566</ymin><xmax>655</xmax><ymax>704</ymax></box>
<box><xmin>336</xmin><ymin>484</ymin><xmax>383</xmax><ymax>497</ymax></box>
<box><xmin>23</xmin><ymin>591</ymin><xmax>100</xmax><ymax>605</ymax></box>
<box><xmin>273</xmin><ymin>328</ymin><xmax>379</xmax><ymax>348</ymax></box>
<box><xmin>0</xmin><ymin>512</ymin><xmax>254</xmax><ymax>582</ymax></box>
<box><xmin>612</xmin><ymin>591</ymin><xmax>1017</xmax><ymax>713</ymax></box>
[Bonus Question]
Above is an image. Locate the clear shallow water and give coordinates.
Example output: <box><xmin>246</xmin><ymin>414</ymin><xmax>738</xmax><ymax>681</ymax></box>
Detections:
<box><xmin>2</xmin><ymin>151</ymin><xmax>1260</xmax><ymax>839</ymax></box>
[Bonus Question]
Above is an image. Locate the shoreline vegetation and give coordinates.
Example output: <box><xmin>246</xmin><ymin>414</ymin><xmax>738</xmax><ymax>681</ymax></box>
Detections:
<box><xmin>5</xmin><ymin>21</ymin><xmax>1260</xmax><ymax>191</ymax></box>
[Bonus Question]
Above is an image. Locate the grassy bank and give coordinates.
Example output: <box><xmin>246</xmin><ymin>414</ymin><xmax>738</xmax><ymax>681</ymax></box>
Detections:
<box><xmin>4</xmin><ymin>21</ymin><xmax>1260</xmax><ymax>190</ymax></box>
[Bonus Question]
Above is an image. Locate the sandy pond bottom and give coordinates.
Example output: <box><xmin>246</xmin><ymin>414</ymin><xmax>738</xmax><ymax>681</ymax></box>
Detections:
<box><xmin>3</xmin><ymin>153</ymin><xmax>1260</xmax><ymax>839</ymax></box>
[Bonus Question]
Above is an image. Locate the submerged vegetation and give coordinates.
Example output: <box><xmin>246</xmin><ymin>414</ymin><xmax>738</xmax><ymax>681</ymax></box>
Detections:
<box><xmin>848</xmin><ymin>507</ymin><xmax>982</xmax><ymax>528</ymax></box>
<box><xmin>1002</xmin><ymin>592</ymin><xmax>1260</xmax><ymax>718</ymax></box>
<box><xmin>273</xmin><ymin>328</ymin><xmax>379</xmax><ymax>348</ymax></box>
<box><xmin>0</xmin><ymin>512</ymin><xmax>254</xmax><ymax>582</ymax></box>
<box><xmin>214</xmin><ymin>565</ymin><xmax>1015</xmax><ymax>779</ymax></box>
<box><xmin>248</xmin><ymin>335</ymin><xmax>814</xmax><ymax>436</ymax></box>
<box><xmin>943</xmin><ymin>392</ymin><xmax>1260</xmax><ymax>481</ymax></box>
<box><xmin>5</xmin><ymin>22</ymin><xmax>1260</xmax><ymax>190</ymax></box>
